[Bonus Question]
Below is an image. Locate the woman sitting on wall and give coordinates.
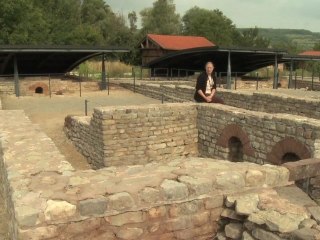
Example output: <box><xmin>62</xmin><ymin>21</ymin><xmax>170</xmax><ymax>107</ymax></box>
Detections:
<box><xmin>194</xmin><ymin>61</ymin><xmax>224</xmax><ymax>104</ymax></box>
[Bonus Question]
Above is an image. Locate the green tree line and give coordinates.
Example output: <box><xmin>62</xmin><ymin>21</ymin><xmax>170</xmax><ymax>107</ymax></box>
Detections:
<box><xmin>1</xmin><ymin>0</ymin><xmax>318</xmax><ymax>65</ymax></box>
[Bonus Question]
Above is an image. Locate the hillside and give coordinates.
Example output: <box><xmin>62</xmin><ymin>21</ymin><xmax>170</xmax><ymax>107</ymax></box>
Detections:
<box><xmin>238</xmin><ymin>28</ymin><xmax>320</xmax><ymax>51</ymax></box>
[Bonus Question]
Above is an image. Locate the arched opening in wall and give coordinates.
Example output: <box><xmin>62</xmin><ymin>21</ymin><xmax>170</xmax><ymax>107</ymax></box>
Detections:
<box><xmin>228</xmin><ymin>137</ymin><xmax>243</xmax><ymax>162</ymax></box>
<box><xmin>35</xmin><ymin>87</ymin><xmax>43</xmax><ymax>94</ymax></box>
<box><xmin>282</xmin><ymin>152</ymin><xmax>301</xmax><ymax>163</ymax></box>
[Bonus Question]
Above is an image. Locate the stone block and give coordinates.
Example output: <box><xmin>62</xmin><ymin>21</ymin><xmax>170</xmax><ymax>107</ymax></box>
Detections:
<box><xmin>252</xmin><ymin>228</ymin><xmax>282</xmax><ymax>240</ymax></box>
<box><xmin>178</xmin><ymin>175</ymin><xmax>212</xmax><ymax>195</ymax></box>
<box><xmin>283</xmin><ymin>158</ymin><xmax>320</xmax><ymax>181</ymax></box>
<box><xmin>248</xmin><ymin>210</ymin><xmax>305</xmax><ymax>233</ymax></box>
<box><xmin>291</xmin><ymin>227</ymin><xmax>320</xmax><ymax>240</ymax></box>
<box><xmin>116</xmin><ymin>227</ymin><xmax>143</xmax><ymax>240</ymax></box>
<box><xmin>245</xmin><ymin>170</ymin><xmax>265</xmax><ymax>187</ymax></box>
<box><xmin>165</xmin><ymin>216</ymin><xmax>193</xmax><ymax>231</ymax></box>
<box><xmin>299</xmin><ymin>219</ymin><xmax>317</xmax><ymax>229</ymax></box>
<box><xmin>78</xmin><ymin>198</ymin><xmax>107</xmax><ymax>216</ymax></box>
<box><xmin>242</xmin><ymin>231</ymin><xmax>255</xmax><ymax>240</ymax></box>
<box><xmin>169</xmin><ymin>200</ymin><xmax>203</xmax><ymax>217</ymax></box>
<box><xmin>216</xmin><ymin>172</ymin><xmax>245</xmax><ymax>189</ymax></box>
<box><xmin>147</xmin><ymin>206</ymin><xmax>167</xmax><ymax>219</ymax></box>
<box><xmin>106</xmin><ymin>211</ymin><xmax>144</xmax><ymax>226</ymax></box>
<box><xmin>235</xmin><ymin>193</ymin><xmax>259</xmax><ymax>216</ymax></box>
<box><xmin>15</xmin><ymin>206</ymin><xmax>40</xmax><ymax>227</ymax></box>
<box><xmin>107</xmin><ymin>192</ymin><xmax>135</xmax><ymax>211</ymax></box>
<box><xmin>160</xmin><ymin>179</ymin><xmax>188</xmax><ymax>201</ymax></box>
<box><xmin>205</xmin><ymin>195</ymin><xmax>224</xmax><ymax>209</ymax></box>
<box><xmin>192</xmin><ymin>211</ymin><xmax>210</xmax><ymax>227</ymax></box>
<box><xmin>64</xmin><ymin>218</ymin><xmax>102</xmax><ymax>235</ymax></box>
<box><xmin>19</xmin><ymin>226</ymin><xmax>59</xmax><ymax>240</ymax></box>
<box><xmin>225</xmin><ymin>223</ymin><xmax>243</xmax><ymax>239</ymax></box>
<box><xmin>221</xmin><ymin>208</ymin><xmax>245</xmax><ymax>221</ymax></box>
<box><xmin>140</xmin><ymin>187</ymin><xmax>160</xmax><ymax>203</ymax></box>
<box><xmin>308</xmin><ymin>206</ymin><xmax>320</xmax><ymax>224</ymax></box>
<box><xmin>44</xmin><ymin>200</ymin><xmax>76</xmax><ymax>222</ymax></box>
<box><xmin>174</xmin><ymin>223</ymin><xmax>215</xmax><ymax>240</ymax></box>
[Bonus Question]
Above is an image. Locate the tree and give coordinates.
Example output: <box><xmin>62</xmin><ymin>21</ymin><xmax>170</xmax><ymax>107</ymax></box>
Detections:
<box><xmin>128</xmin><ymin>11</ymin><xmax>137</xmax><ymax>32</ymax></box>
<box><xmin>182</xmin><ymin>7</ymin><xmax>237</xmax><ymax>46</ymax></box>
<box><xmin>314</xmin><ymin>42</ymin><xmax>320</xmax><ymax>51</ymax></box>
<box><xmin>236</xmin><ymin>27</ymin><xmax>270</xmax><ymax>48</ymax></box>
<box><xmin>140</xmin><ymin>0</ymin><xmax>182</xmax><ymax>35</ymax></box>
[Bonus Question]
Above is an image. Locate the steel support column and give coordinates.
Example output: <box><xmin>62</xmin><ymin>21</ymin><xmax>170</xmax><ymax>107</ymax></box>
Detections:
<box><xmin>101</xmin><ymin>54</ymin><xmax>107</xmax><ymax>90</ymax></box>
<box><xmin>273</xmin><ymin>54</ymin><xmax>278</xmax><ymax>89</ymax></box>
<box><xmin>227</xmin><ymin>51</ymin><xmax>232</xmax><ymax>89</ymax></box>
<box><xmin>289</xmin><ymin>59</ymin><xmax>293</xmax><ymax>89</ymax></box>
<box><xmin>14</xmin><ymin>55</ymin><xmax>20</xmax><ymax>97</ymax></box>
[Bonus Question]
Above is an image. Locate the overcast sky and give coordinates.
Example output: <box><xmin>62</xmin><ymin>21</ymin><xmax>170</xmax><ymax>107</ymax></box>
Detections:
<box><xmin>105</xmin><ymin>0</ymin><xmax>320</xmax><ymax>32</ymax></box>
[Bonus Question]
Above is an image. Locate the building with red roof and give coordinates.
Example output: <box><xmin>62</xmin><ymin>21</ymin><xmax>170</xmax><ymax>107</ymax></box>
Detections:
<box><xmin>139</xmin><ymin>34</ymin><xmax>215</xmax><ymax>65</ymax></box>
<box><xmin>299</xmin><ymin>51</ymin><xmax>320</xmax><ymax>56</ymax></box>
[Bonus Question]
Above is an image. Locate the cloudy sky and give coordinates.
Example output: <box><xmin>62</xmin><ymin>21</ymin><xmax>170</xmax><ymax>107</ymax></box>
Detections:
<box><xmin>105</xmin><ymin>0</ymin><xmax>320</xmax><ymax>32</ymax></box>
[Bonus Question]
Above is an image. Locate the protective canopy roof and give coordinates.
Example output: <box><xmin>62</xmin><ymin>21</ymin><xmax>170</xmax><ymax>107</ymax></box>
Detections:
<box><xmin>0</xmin><ymin>46</ymin><xmax>129</xmax><ymax>76</ymax></box>
<box><xmin>145</xmin><ymin>46</ymin><xmax>289</xmax><ymax>74</ymax></box>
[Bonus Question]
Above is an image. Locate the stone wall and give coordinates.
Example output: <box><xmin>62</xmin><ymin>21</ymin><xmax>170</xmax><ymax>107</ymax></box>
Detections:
<box><xmin>1</xmin><ymin>109</ymin><xmax>299</xmax><ymax>239</ymax></box>
<box><xmin>0</xmin><ymin>77</ymin><xmax>100</xmax><ymax>96</ymax></box>
<box><xmin>119</xmin><ymin>81</ymin><xmax>320</xmax><ymax>120</ymax></box>
<box><xmin>65</xmin><ymin>103</ymin><xmax>198</xmax><ymax>168</ymax></box>
<box><xmin>197</xmin><ymin>104</ymin><xmax>320</xmax><ymax>165</ymax></box>
<box><xmin>0</xmin><ymin>79</ymin><xmax>14</xmax><ymax>95</ymax></box>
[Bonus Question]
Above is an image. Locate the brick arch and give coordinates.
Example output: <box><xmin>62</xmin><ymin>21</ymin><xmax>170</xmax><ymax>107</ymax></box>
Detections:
<box><xmin>29</xmin><ymin>82</ymin><xmax>49</xmax><ymax>95</ymax></box>
<box><xmin>267</xmin><ymin>137</ymin><xmax>311</xmax><ymax>165</ymax></box>
<box><xmin>216</xmin><ymin>124</ymin><xmax>255</xmax><ymax>157</ymax></box>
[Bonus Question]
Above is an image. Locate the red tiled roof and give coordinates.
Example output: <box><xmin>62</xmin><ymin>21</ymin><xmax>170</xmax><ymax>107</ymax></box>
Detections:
<box><xmin>299</xmin><ymin>51</ymin><xmax>320</xmax><ymax>56</ymax></box>
<box><xmin>147</xmin><ymin>34</ymin><xmax>215</xmax><ymax>50</ymax></box>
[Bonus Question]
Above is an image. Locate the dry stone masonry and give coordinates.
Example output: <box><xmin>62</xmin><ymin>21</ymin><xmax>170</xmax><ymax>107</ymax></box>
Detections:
<box><xmin>65</xmin><ymin>103</ymin><xmax>198</xmax><ymax>168</ymax></box>
<box><xmin>1</xmin><ymin>109</ymin><xmax>308</xmax><ymax>239</ymax></box>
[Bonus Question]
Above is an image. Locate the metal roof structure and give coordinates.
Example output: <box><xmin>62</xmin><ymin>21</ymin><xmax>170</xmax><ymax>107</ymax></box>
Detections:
<box><xmin>0</xmin><ymin>45</ymin><xmax>129</xmax><ymax>75</ymax></box>
<box><xmin>145</xmin><ymin>46</ymin><xmax>289</xmax><ymax>74</ymax></box>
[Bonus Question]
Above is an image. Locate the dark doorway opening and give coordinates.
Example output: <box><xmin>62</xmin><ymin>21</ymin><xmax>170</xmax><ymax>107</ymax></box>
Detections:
<box><xmin>35</xmin><ymin>87</ymin><xmax>43</xmax><ymax>94</ymax></box>
<box><xmin>228</xmin><ymin>137</ymin><xmax>243</xmax><ymax>162</ymax></box>
<box><xmin>282</xmin><ymin>152</ymin><xmax>301</xmax><ymax>163</ymax></box>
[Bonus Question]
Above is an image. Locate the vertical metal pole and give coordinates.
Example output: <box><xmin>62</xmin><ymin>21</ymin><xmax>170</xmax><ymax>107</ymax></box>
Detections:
<box><xmin>227</xmin><ymin>51</ymin><xmax>232</xmax><ymax>89</ymax></box>
<box><xmin>149</xmin><ymin>68</ymin><xmax>151</xmax><ymax>80</ymax></box>
<box><xmin>235</xmin><ymin>72</ymin><xmax>237</xmax><ymax>90</ymax></box>
<box><xmin>107</xmin><ymin>73</ymin><xmax>110</xmax><ymax>95</ymax></box>
<box><xmin>140</xmin><ymin>66</ymin><xmax>143</xmax><ymax>80</ymax></box>
<box><xmin>289</xmin><ymin>59</ymin><xmax>293</xmax><ymax>89</ymax></box>
<box><xmin>85</xmin><ymin>99</ymin><xmax>88</xmax><ymax>116</ymax></box>
<box><xmin>170</xmin><ymin>68</ymin><xmax>173</xmax><ymax>80</ymax></box>
<box><xmin>101</xmin><ymin>54</ymin><xmax>106</xmax><ymax>90</ymax></box>
<box><xmin>295</xmin><ymin>71</ymin><xmax>297</xmax><ymax>89</ymax></box>
<box><xmin>274</xmin><ymin>54</ymin><xmax>278</xmax><ymax>89</ymax></box>
<box><xmin>312</xmin><ymin>63</ymin><xmax>315</xmax><ymax>91</ymax></box>
<box><xmin>79</xmin><ymin>78</ymin><xmax>82</xmax><ymax>97</ymax></box>
<box><xmin>49</xmin><ymin>74</ymin><xmax>52</xmax><ymax>98</ymax></box>
<box><xmin>13</xmin><ymin>55</ymin><xmax>20</xmax><ymax>97</ymax></box>
<box><xmin>133</xmin><ymin>70</ymin><xmax>136</xmax><ymax>93</ymax></box>
<box><xmin>256</xmin><ymin>72</ymin><xmax>259</xmax><ymax>90</ymax></box>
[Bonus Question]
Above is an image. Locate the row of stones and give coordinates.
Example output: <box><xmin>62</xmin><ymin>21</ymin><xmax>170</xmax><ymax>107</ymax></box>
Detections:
<box><xmin>218</xmin><ymin>188</ymin><xmax>320</xmax><ymax>240</ymax></box>
<box><xmin>20</xmin><ymin>196</ymin><xmax>224</xmax><ymax>239</ymax></box>
<box><xmin>119</xmin><ymin>81</ymin><xmax>320</xmax><ymax>121</ymax></box>
<box><xmin>0</xmin><ymin>140</ymin><xmax>14</xmax><ymax>239</ymax></box>
<box><xmin>64</xmin><ymin>115</ymin><xmax>105</xmax><ymax>169</ymax></box>
<box><xmin>65</xmin><ymin>104</ymin><xmax>199</xmax><ymax>168</ymax></box>
<box><xmin>197</xmin><ymin>104</ymin><xmax>320</xmax><ymax>164</ymax></box>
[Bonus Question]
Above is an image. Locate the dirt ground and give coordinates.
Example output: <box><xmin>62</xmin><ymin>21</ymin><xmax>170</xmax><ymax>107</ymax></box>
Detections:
<box><xmin>1</xmin><ymin>87</ymin><xmax>161</xmax><ymax>170</ymax></box>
